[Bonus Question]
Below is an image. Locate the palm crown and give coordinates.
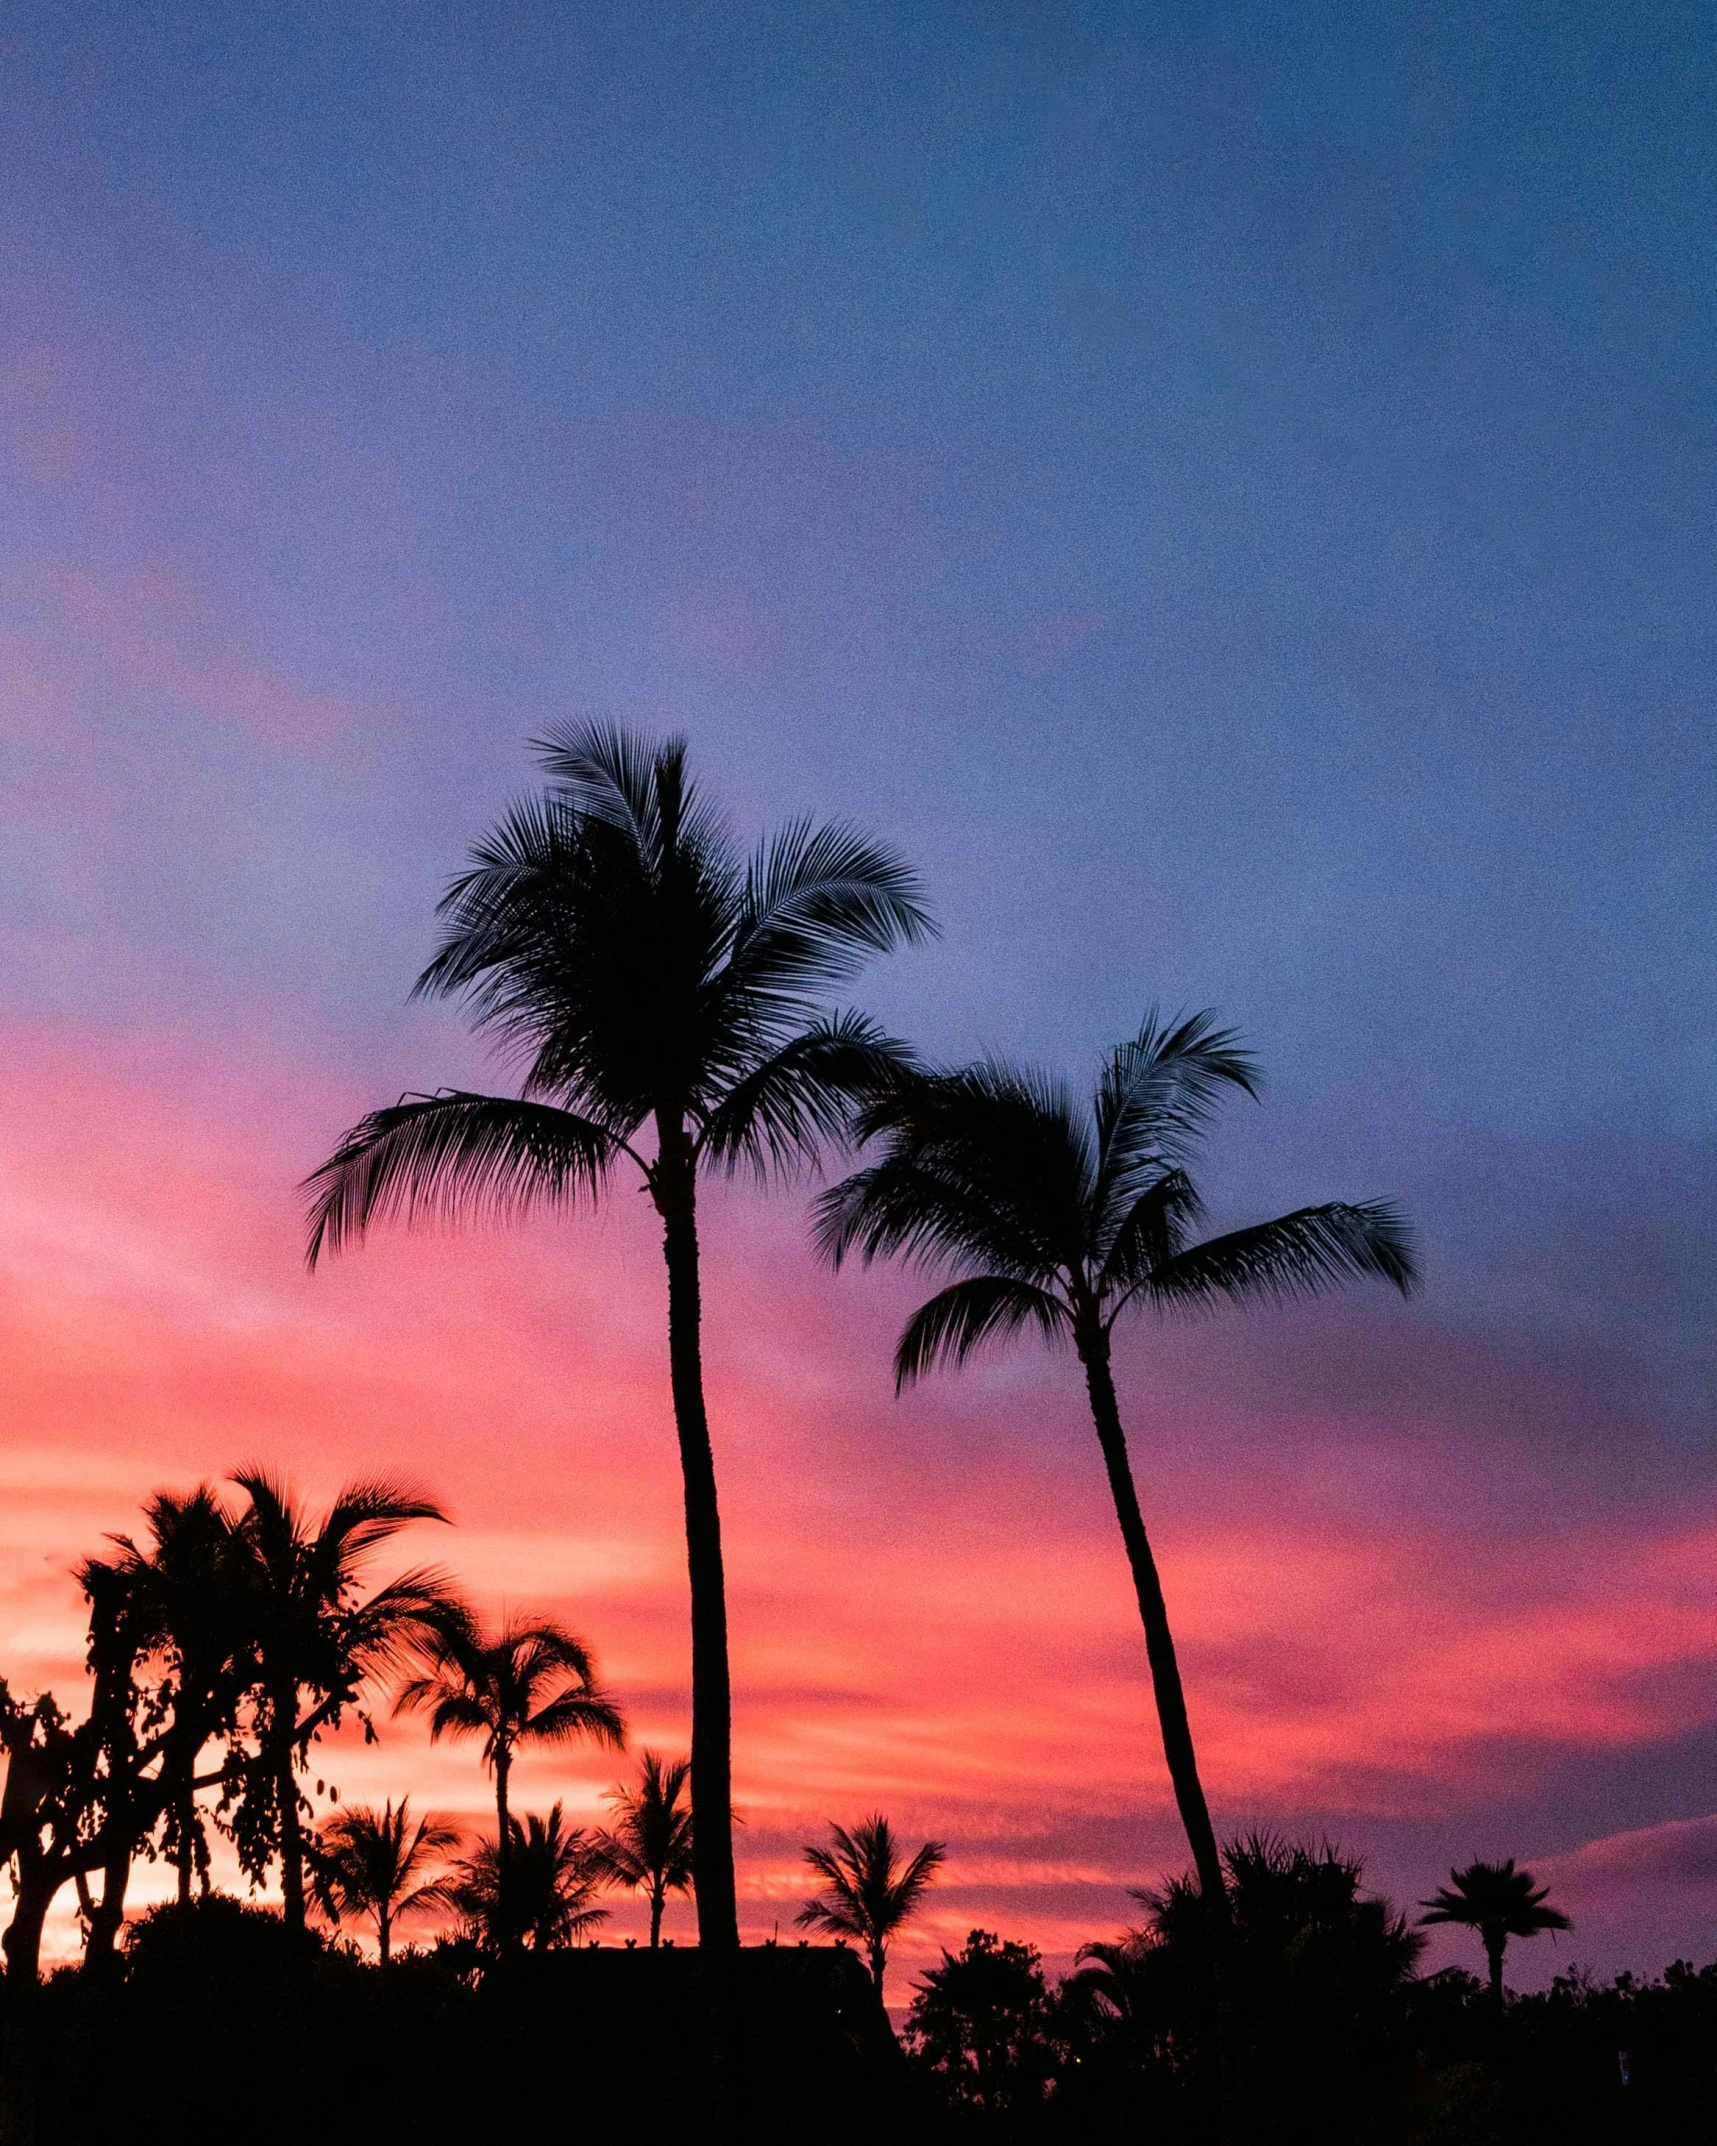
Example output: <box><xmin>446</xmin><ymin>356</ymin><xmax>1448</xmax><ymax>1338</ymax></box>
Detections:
<box><xmin>1420</xmin><ymin>1858</ymin><xmax>1570</xmax><ymax>2008</ymax></box>
<box><xmin>796</xmin><ymin>1814</ymin><xmax>946</xmax><ymax>2001</ymax></box>
<box><xmin>818</xmin><ymin>1011</ymin><xmax>1413</xmax><ymax>1384</ymax></box>
<box><xmin>588</xmin><ymin>1751</ymin><xmax>694</xmax><ymax>1949</ymax></box>
<box><xmin>455</xmin><ymin>1804</ymin><xmax>608</xmax><ymax>1953</ymax></box>
<box><xmin>224</xmin><ymin>1472</ymin><xmax>453</xmax><ymax>1932</ymax></box>
<box><xmin>312</xmin><ymin>1798</ymin><xmax>460</xmax><ymax>1963</ymax></box>
<box><xmin>304</xmin><ymin>724</ymin><xmax>931</xmax><ymax>1949</ymax></box>
<box><xmin>819</xmin><ymin>1013</ymin><xmax>1415</xmax><ymax>1913</ymax></box>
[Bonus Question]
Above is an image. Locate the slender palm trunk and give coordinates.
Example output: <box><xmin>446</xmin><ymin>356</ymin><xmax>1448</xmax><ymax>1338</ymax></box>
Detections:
<box><xmin>649</xmin><ymin>1877</ymin><xmax>665</xmax><ymax>1949</ymax></box>
<box><xmin>379</xmin><ymin>1909</ymin><xmax>392</xmax><ymax>1966</ymax></box>
<box><xmin>271</xmin><ymin>1703</ymin><xmax>306</xmax><ymax>1934</ymax></box>
<box><xmin>1080</xmin><ymin>1339</ymin><xmax>1226</xmax><ymax>1912</ymax></box>
<box><xmin>1487</xmin><ymin>1937</ymin><xmax>1506</xmax><ymax>2013</ymax></box>
<box><xmin>656</xmin><ymin>1154</ymin><xmax>739</xmax><ymax>1953</ymax></box>
<box><xmin>496</xmin><ymin>1746</ymin><xmax>513</xmax><ymax>1953</ymax></box>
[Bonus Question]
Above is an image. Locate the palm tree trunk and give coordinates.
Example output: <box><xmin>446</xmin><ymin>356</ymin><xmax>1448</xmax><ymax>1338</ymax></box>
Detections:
<box><xmin>650</xmin><ymin>1878</ymin><xmax>665</xmax><ymax>1949</ymax></box>
<box><xmin>1081</xmin><ymin>1340</ymin><xmax>1226</xmax><ymax>1912</ymax></box>
<box><xmin>274</xmin><ymin>1723</ymin><xmax>306</xmax><ymax>1934</ymax></box>
<box><xmin>1487</xmin><ymin>1936</ymin><xmax>1506</xmax><ymax>2013</ymax></box>
<box><xmin>496</xmin><ymin>1746</ymin><xmax>513</xmax><ymax>1954</ymax></box>
<box><xmin>379</xmin><ymin>1909</ymin><xmax>391</xmax><ymax>1966</ymax></box>
<box><xmin>658</xmin><ymin>1167</ymin><xmax>739</xmax><ymax>1953</ymax></box>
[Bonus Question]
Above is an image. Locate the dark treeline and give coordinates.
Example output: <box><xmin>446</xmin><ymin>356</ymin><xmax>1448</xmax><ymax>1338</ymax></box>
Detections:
<box><xmin>3</xmin><ymin>730</ymin><xmax>1704</xmax><ymax>2146</ymax></box>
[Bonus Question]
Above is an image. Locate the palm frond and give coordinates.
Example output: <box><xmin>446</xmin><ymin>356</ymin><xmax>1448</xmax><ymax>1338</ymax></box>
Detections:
<box><xmin>1135</xmin><ymin>1201</ymin><xmax>1418</xmax><ymax>1318</ymax></box>
<box><xmin>727</xmin><ymin>817</ymin><xmax>935</xmax><ymax>1003</ymax></box>
<box><xmin>699</xmin><ymin>1013</ymin><xmax>919</xmax><ymax>1178</ymax></box>
<box><xmin>894</xmin><ymin>1276</ymin><xmax>1069</xmax><ymax>1391</ymax></box>
<box><xmin>304</xmin><ymin>1091</ymin><xmax>621</xmax><ymax>1267</ymax></box>
<box><xmin>1091</xmin><ymin>1010</ymin><xmax>1257</xmax><ymax>1249</ymax></box>
<box><xmin>1095</xmin><ymin>1170</ymin><xmax>1204</xmax><ymax>1295</ymax></box>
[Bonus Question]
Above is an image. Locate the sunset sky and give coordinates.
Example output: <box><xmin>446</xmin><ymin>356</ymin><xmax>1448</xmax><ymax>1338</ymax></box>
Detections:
<box><xmin>2</xmin><ymin>4</ymin><xmax>1713</xmax><ymax>1986</ymax></box>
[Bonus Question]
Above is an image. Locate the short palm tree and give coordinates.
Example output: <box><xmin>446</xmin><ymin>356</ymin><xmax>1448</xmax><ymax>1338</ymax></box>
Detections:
<box><xmin>1420</xmin><ymin>1858</ymin><xmax>1570</xmax><ymax>2011</ymax></box>
<box><xmin>312</xmin><ymin>1798</ymin><xmax>460</xmax><ymax>1962</ymax></box>
<box><xmin>395</xmin><ymin>1610</ymin><xmax>623</xmax><ymax>1949</ymax></box>
<box><xmin>588</xmin><ymin>1750</ymin><xmax>695</xmax><ymax>1948</ymax></box>
<box><xmin>796</xmin><ymin>1815</ymin><xmax>945</xmax><ymax>2002</ymax></box>
<box><xmin>225</xmin><ymin>1471</ymin><xmax>454</xmax><ymax>1932</ymax></box>
<box><xmin>305</xmin><ymin>724</ymin><xmax>931</xmax><ymax>1948</ymax></box>
<box><xmin>455</xmin><ymin>1805</ymin><xmax>608</xmax><ymax>1952</ymax></box>
<box><xmin>817</xmin><ymin>1014</ymin><xmax>1416</xmax><ymax>1912</ymax></box>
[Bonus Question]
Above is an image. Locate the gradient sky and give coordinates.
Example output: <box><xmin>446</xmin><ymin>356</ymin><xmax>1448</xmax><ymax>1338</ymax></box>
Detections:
<box><xmin>2</xmin><ymin>3</ymin><xmax>1714</xmax><ymax>1985</ymax></box>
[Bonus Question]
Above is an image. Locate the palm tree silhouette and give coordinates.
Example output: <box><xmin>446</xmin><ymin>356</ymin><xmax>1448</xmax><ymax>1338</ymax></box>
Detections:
<box><xmin>796</xmin><ymin>1815</ymin><xmax>945</xmax><ymax>2002</ymax></box>
<box><xmin>304</xmin><ymin>724</ymin><xmax>931</xmax><ymax>1947</ymax></box>
<box><xmin>455</xmin><ymin>1804</ymin><xmax>609</xmax><ymax>1951</ymax></box>
<box><xmin>312</xmin><ymin>1797</ymin><xmax>460</xmax><ymax>1963</ymax></box>
<box><xmin>395</xmin><ymin>1611</ymin><xmax>623</xmax><ymax>1951</ymax></box>
<box><xmin>1420</xmin><ymin>1858</ymin><xmax>1570</xmax><ymax>2011</ymax></box>
<box><xmin>818</xmin><ymin>1014</ymin><xmax>1415</xmax><ymax>1910</ymax></box>
<box><xmin>589</xmin><ymin>1750</ymin><xmax>695</xmax><ymax>1948</ymax></box>
<box><xmin>226</xmin><ymin>1471</ymin><xmax>453</xmax><ymax>1933</ymax></box>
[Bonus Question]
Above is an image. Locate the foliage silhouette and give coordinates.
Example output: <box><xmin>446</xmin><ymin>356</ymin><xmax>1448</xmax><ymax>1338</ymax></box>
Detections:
<box><xmin>304</xmin><ymin>723</ymin><xmax>932</xmax><ymax>1947</ymax></box>
<box><xmin>396</xmin><ymin>1608</ymin><xmax>622</xmax><ymax>1951</ymax></box>
<box><xmin>796</xmin><ymin>1814</ymin><xmax>945</xmax><ymax>2002</ymax></box>
<box><xmin>818</xmin><ymin>1013</ymin><xmax>1415</xmax><ymax>1907</ymax></box>
<box><xmin>312</xmin><ymin>1797</ymin><xmax>461</xmax><ymax>1962</ymax></box>
<box><xmin>905</xmin><ymin>1928</ymin><xmax>1054</xmax><ymax>2122</ymax></box>
<box><xmin>453</xmin><ymin>1804</ymin><xmax>609</xmax><ymax>1952</ymax></box>
<box><xmin>588</xmin><ymin>1749</ymin><xmax>695</xmax><ymax>1948</ymax></box>
<box><xmin>223</xmin><ymin>1471</ymin><xmax>454</xmax><ymax>1932</ymax></box>
<box><xmin>91</xmin><ymin>1487</ymin><xmax>251</xmax><ymax>1908</ymax></box>
<box><xmin>1420</xmin><ymin>1856</ymin><xmax>1571</xmax><ymax>2012</ymax></box>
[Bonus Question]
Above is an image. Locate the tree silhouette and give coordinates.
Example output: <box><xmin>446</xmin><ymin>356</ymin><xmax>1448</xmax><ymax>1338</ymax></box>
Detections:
<box><xmin>395</xmin><ymin>1610</ymin><xmax>622</xmax><ymax>1953</ymax></box>
<box><xmin>588</xmin><ymin>1750</ymin><xmax>694</xmax><ymax>1949</ymax></box>
<box><xmin>906</xmin><ymin>1930</ymin><xmax>1054</xmax><ymax>2117</ymax></box>
<box><xmin>224</xmin><ymin>1471</ymin><xmax>453</xmax><ymax>1933</ymax></box>
<box><xmin>819</xmin><ymin>1014</ymin><xmax>1415</xmax><ymax>1912</ymax></box>
<box><xmin>796</xmin><ymin>1815</ymin><xmax>945</xmax><ymax>2002</ymax></box>
<box><xmin>93</xmin><ymin>1486</ymin><xmax>250</xmax><ymax>1906</ymax></box>
<box><xmin>454</xmin><ymin>1804</ymin><xmax>609</xmax><ymax>1951</ymax></box>
<box><xmin>1420</xmin><ymin>1858</ymin><xmax>1570</xmax><ymax>2011</ymax></box>
<box><xmin>312</xmin><ymin>1798</ymin><xmax>461</xmax><ymax>1963</ymax></box>
<box><xmin>304</xmin><ymin>724</ymin><xmax>930</xmax><ymax>1947</ymax></box>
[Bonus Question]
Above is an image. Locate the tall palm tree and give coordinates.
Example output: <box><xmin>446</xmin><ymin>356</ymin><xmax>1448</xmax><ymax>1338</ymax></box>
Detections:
<box><xmin>454</xmin><ymin>1805</ymin><xmax>609</xmax><ymax>1952</ymax></box>
<box><xmin>312</xmin><ymin>1798</ymin><xmax>461</xmax><ymax>1963</ymax></box>
<box><xmin>304</xmin><ymin>723</ymin><xmax>931</xmax><ymax>1947</ymax></box>
<box><xmin>796</xmin><ymin>1815</ymin><xmax>945</xmax><ymax>2002</ymax></box>
<box><xmin>395</xmin><ymin>1610</ymin><xmax>623</xmax><ymax>1949</ymax></box>
<box><xmin>225</xmin><ymin>1471</ymin><xmax>454</xmax><ymax>1933</ymax></box>
<box><xmin>588</xmin><ymin>1750</ymin><xmax>695</xmax><ymax>1948</ymax></box>
<box><xmin>1420</xmin><ymin>1858</ymin><xmax>1570</xmax><ymax>2011</ymax></box>
<box><xmin>817</xmin><ymin>1014</ymin><xmax>1416</xmax><ymax>1913</ymax></box>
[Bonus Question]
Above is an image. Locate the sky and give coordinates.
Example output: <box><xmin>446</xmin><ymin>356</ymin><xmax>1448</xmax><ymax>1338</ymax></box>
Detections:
<box><xmin>1</xmin><ymin>1</ymin><xmax>1713</xmax><ymax>1986</ymax></box>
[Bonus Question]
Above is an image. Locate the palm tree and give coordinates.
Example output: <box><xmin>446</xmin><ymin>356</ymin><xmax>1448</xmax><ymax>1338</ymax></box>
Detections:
<box><xmin>796</xmin><ymin>1815</ymin><xmax>945</xmax><ymax>2002</ymax></box>
<box><xmin>312</xmin><ymin>1798</ymin><xmax>460</xmax><ymax>1962</ymax></box>
<box><xmin>1420</xmin><ymin>1858</ymin><xmax>1570</xmax><ymax>2011</ymax></box>
<box><xmin>588</xmin><ymin>1750</ymin><xmax>694</xmax><ymax>1948</ymax></box>
<box><xmin>303</xmin><ymin>724</ymin><xmax>931</xmax><ymax>1947</ymax></box>
<box><xmin>454</xmin><ymin>1805</ymin><xmax>609</xmax><ymax>1952</ymax></box>
<box><xmin>225</xmin><ymin>1471</ymin><xmax>454</xmax><ymax>1933</ymax></box>
<box><xmin>817</xmin><ymin>1014</ymin><xmax>1416</xmax><ymax>1912</ymax></box>
<box><xmin>395</xmin><ymin>1611</ymin><xmax>623</xmax><ymax>1949</ymax></box>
